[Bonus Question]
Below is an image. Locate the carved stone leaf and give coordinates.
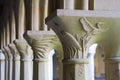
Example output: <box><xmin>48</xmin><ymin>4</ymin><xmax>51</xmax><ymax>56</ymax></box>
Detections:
<box><xmin>26</xmin><ymin>35</ymin><xmax>57</xmax><ymax>60</ymax></box>
<box><xmin>8</xmin><ymin>44</ymin><xmax>20</xmax><ymax>59</ymax></box>
<box><xmin>4</xmin><ymin>47</ymin><xmax>13</xmax><ymax>59</ymax></box>
<box><xmin>58</xmin><ymin>31</ymin><xmax>83</xmax><ymax>59</ymax></box>
<box><xmin>14</xmin><ymin>39</ymin><xmax>33</xmax><ymax>59</ymax></box>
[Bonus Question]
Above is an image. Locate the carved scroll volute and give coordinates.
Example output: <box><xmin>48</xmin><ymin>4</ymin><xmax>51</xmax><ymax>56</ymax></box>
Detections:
<box><xmin>24</xmin><ymin>34</ymin><xmax>58</xmax><ymax>61</ymax></box>
<box><xmin>14</xmin><ymin>39</ymin><xmax>33</xmax><ymax>60</ymax></box>
<box><xmin>8</xmin><ymin>44</ymin><xmax>20</xmax><ymax>60</ymax></box>
<box><xmin>3</xmin><ymin>46</ymin><xmax>13</xmax><ymax>60</ymax></box>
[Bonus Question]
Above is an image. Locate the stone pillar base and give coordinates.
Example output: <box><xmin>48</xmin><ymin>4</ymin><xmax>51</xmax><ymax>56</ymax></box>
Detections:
<box><xmin>63</xmin><ymin>59</ymin><xmax>89</xmax><ymax>80</ymax></box>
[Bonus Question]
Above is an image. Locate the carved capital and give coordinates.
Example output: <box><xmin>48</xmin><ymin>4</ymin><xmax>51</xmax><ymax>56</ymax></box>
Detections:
<box><xmin>24</xmin><ymin>31</ymin><xmax>59</xmax><ymax>61</ymax></box>
<box><xmin>14</xmin><ymin>39</ymin><xmax>33</xmax><ymax>61</ymax></box>
<box><xmin>8</xmin><ymin>44</ymin><xmax>20</xmax><ymax>61</ymax></box>
<box><xmin>1</xmin><ymin>48</ymin><xmax>8</xmax><ymax>60</ymax></box>
<box><xmin>46</xmin><ymin>14</ymin><xmax>106</xmax><ymax>61</ymax></box>
<box><xmin>3</xmin><ymin>46</ymin><xmax>13</xmax><ymax>60</ymax></box>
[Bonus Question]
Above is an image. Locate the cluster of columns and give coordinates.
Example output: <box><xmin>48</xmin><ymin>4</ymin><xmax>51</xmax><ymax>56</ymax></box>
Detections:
<box><xmin>0</xmin><ymin>0</ymin><xmax>63</xmax><ymax>80</ymax></box>
<box><xmin>1</xmin><ymin>0</ymin><xmax>120</xmax><ymax>80</ymax></box>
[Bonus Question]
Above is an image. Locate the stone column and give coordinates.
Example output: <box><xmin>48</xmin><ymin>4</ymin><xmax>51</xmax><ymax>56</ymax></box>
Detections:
<box><xmin>88</xmin><ymin>44</ymin><xmax>98</xmax><ymax>80</ymax></box>
<box><xmin>56</xmin><ymin>52</ymin><xmax>63</xmax><ymax>80</ymax></box>
<box><xmin>3</xmin><ymin>27</ymin><xmax>6</xmax><ymax>46</ymax></box>
<box><xmin>0</xmin><ymin>50</ymin><xmax>5</xmax><ymax>80</ymax></box>
<box><xmin>82</xmin><ymin>0</ymin><xmax>89</xmax><ymax>10</ymax></box>
<box><xmin>10</xmin><ymin>11</ymin><xmax>16</xmax><ymax>42</ymax></box>
<box><xmin>14</xmin><ymin>0</ymin><xmax>25</xmax><ymax>39</ymax></box>
<box><xmin>1</xmin><ymin>30</ymin><xmax>4</xmax><ymax>48</ymax></box>
<box><xmin>4</xmin><ymin>46</ymin><xmax>13</xmax><ymax>80</ymax></box>
<box><xmin>39</xmin><ymin>0</ymin><xmax>48</xmax><ymax>30</ymax></box>
<box><xmin>14</xmin><ymin>39</ymin><xmax>33</xmax><ymax>80</ymax></box>
<box><xmin>64</xmin><ymin>0</ymin><xmax>74</xmax><ymax>9</ymax></box>
<box><xmin>10</xmin><ymin>13</ymin><xmax>16</xmax><ymax>42</ymax></box>
<box><xmin>8</xmin><ymin>0</ymin><xmax>16</xmax><ymax>42</ymax></box>
<box><xmin>24</xmin><ymin>31</ymin><xmax>58</xmax><ymax>80</ymax></box>
<box><xmin>1</xmin><ymin>48</ymin><xmax>8</xmax><ymax>80</ymax></box>
<box><xmin>104</xmin><ymin>58</ymin><xmax>120</xmax><ymax>80</ymax></box>
<box><xmin>5</xmin><ymin>21</ymin><xmax>10</xmax><ymax>45</ymax></box>
<box><xmin>32</xmin><ymin>0</ymin><xmax>39</xmax><ymax>30</ymax></box>
<box><xmin>8</xmin><ymin>44</ymin><xmax>20</xmax><ymax>80</ymax></box>
<box><xmin>46</xmin><ymin>12</ymin><xmax>106</xmax><ymax>80</ymax></box>
<box><xmin>24</xmin><ymin>0</ymin><xmax>32</xmax><ymax>30</ymax></box>
<box><xmin>75</xmin><ymin>0</ymin><xmax>89</xmax><ymax>10</ymax></box>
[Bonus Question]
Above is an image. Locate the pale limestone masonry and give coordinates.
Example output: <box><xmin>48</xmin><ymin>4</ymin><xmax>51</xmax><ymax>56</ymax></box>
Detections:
<box><xmin>8</xmin><ymin>44</ymin><xmax>20</xmax><ymax>80</ymax></box>
<box><xmin>2</xmin><ymin>48</ymin><xmax>9</xmax><ymax>80</ymax></box>
<box><xmin>1</xmin><ymin>0</ymin><xmax>120</xmax><ymax>80</ymax></box>
<box><xmin>14</xmin><ymin>39</ymin><xmax>33</xmax><ymax>80</ymax></box>
<box><xmin>0</xmin><ymin>50</ymin><xmax>5</xmax><ymax>80</ymax></box>
<box><xmin>4</xmin><ymin>46</ymin><xmax>13</xmax><ymax>80</ymax></box>
<box><xmin>24</xmin><ymin>31</ymin><xmax>59</xmax><ymax>80</ymax></box>
<box><xmin>46</xmin><ymin>9</ymin><xmax>120</xmax><ymax>80</ymax></box>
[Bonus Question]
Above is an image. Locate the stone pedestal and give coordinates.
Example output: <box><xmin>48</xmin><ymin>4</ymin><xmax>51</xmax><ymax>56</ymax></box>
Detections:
<box><xmin>24</xmin><ymin>31</ymin><xmax>59</xmax><ymax>80</ymax></box>
<box><xmin>0</xmin><ymin>50</ymin><xmax>5</xmax><ymax>80</ymax></box>
<box><xmin>14</xmin><ymin>39</ymin><xmax>33</xmax><ymax>80</ymax></box>
<box><xmin>8</xmin><ymin>44</ymin><xmax>20</xmax><ymax>80</ymax></box>
<box><xmin>4</xmin><ymin>46</ymin><xmax>13</xmax><ymax>80</ymax></box>
<box><xmin>63</xmin><ymin>59</ymin><xmax>89</xmax><ymax>80</ymax></box>
<box><xmin>104</xmin><ymin>58</ymin><xmax>120</xmax><ymax>80</ymax></box>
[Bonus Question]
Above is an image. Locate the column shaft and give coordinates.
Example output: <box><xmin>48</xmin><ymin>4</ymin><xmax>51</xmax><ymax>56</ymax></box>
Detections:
<box><xmin>14</xmin><ymin>39</ymin><xmax>33</xmax><ymax>80</ymax></box>
<box><xmin>2</xmin><ymin>48</ymin><xmax>8</xmax><ymax>80</ymax></box>
<box><xmin>8</xmin><ymin>59</ymin><xmax>13</xmax><ymax>80</ymax></box>
<box><xmin>39</xmin><ymin>0</ymin><xmax>48</xmax><ymax>31</ymax></box>
<box><xmin>33</xmin><ymin>61</ymin><xmax>48</xmax><ymax>80</ymax></box>
<box><xmin>82</xmin><ymin>0</ymin><xmax>89</xmax><ymax>10</ymax></box>
<box><xmin>24</xmin><ymin>0</ymin><xmax>32</xmax><ymax>30</ymax></box>
<box><xmin>3</xmin><ymin>27</ymin><xmax>6</xmax><ymax>46</ymax></box>
<box><xmin>4</xmin><ymin>47</ymin><xmax>13</xmax><ymax>80</ymax></box>
<box><xmin>8</xmin><ymin>44</ymin><xmax>20</xmax><ymax>80</ymax></box>
<box><xmin>24</xmin><ymin>31</ymin><xmax>58</xmax><ymax>80</ymax></box>
<box><xmin>8</xmin><ymin>0</ymin><xmax>16</xmax><ymax>42</ymax></box>
<box><xmin>0</xmin><ymin>51</ymin><xmax>5</xmax><ymax>80</ymax></box>
<box><xmin>6</xmin><ymin>22</ymin><xmax>10</xmax><ymax>45</ymax></box>
<box><xmin>14</xmin><ymin>0</ymin><xmax>25</xmax><ymax>39</ymax></box>
<box><xmin>13</xmin><ymin>60</ymin><xmax>20</xmax><ymax>80</ymax></box>
<box><xmin>33</xmin><ymin>50</ymin><xmax>55</xmax><ymax>80</ymax></box>
<box><xmin>64</xmin><ymin>0</ymin><xmax>74</xmax><ymax>9</ymax></box>
<box><xmin>32</xmin><ymin>0</ymin><xmax>39</xmax><ymax>30</ymax></box>
<box><xmin>75</xmin><ymin>0</ymin><xmax>89</xmax><ymax>10</ymax></box>
<box><xmin>21</xmin><ymin>60</ymin><xmax>33</xmax><ymax>80</ymax></box>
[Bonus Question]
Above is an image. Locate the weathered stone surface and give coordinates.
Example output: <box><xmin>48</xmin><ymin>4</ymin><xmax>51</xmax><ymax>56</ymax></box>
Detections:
<box><xmin>8</xmin><ymin>44</ymin><xmax>20</xmax><ymax>60</ymax></box>
<box><xmin>46</xmin><ymin>9</ymin><xmax>120</xmax><ymax>80</ymax></box>
<box><xmin>14</xmin><ymin>39</ymin><xmax>33</xmax><ymax>60</ymax></box>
